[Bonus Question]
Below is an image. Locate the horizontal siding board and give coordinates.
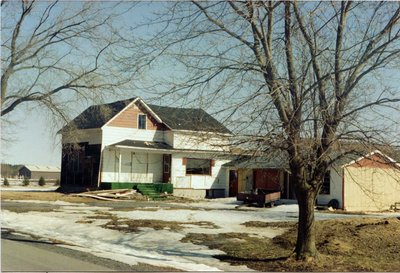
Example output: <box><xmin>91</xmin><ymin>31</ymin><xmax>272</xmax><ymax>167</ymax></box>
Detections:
<box><xmin>173</xmin><ymin>131</ymin><xmax>230</xmax><ymax>151</ymax></box>
<box><xmin>101</xmin><ymin>127</ymin><xmax>165</xmax><ymax>149</ymax></box>
<box><xmin>344</xmin><ymin>166</ymin><xmax>400</xmax><ymax>211</ymax></box>
<box><xmin>170</xmin><ymin>153</ymin><xmax>230</xmax><ymax>193</ymax></box>
<box><xmin>108</xmin><ymin>104</ymin><xmax>164</xmax><ymax>130</ymax></box>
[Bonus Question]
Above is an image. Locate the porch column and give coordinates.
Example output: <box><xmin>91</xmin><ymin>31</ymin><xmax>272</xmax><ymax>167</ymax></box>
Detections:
<box><xmin>118</xmin><ymin>150</ymin><xmax>122</xmax><ymax>182</ymax></box>
<box><xmin>146</xmin><ymin>153</ymin><xmax>149</xmax><ymax>181</ymax></box>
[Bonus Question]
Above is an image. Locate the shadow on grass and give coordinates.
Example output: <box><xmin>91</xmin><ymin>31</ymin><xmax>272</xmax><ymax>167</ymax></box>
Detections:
<box><xmin>3</xmin><ymin>237</ymin><xmax>59</xmax><ymax>245</ymax></box>
<box><xmin>2</xmin><ymin>229</ymin><xmax>63</xmax><ymax>246</ymax></box>
<box><xmin>214</xmin><ymin>254</ymin><xmax>289</xmax><ymax>262</ymax></box>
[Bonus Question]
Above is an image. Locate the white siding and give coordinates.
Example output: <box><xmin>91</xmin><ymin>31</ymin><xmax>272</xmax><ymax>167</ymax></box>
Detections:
<box><xmin>62</xmin><ymin>129</ymin><xmax>102</xmax><ymax>144</ymax></box>
<box><xmin>101</xmin><ymin>126</ymin><xmax>165</xmax><ymax>149</ymax></box>
<box><xmin>173</xmin><ymin>131</ymin><xmax>230</xmax><ymax>151</ymax></box>
<box><xmin>101</xmin><ymin>148</ymin><xmax>162</xmax><ymax>183</ymax></box>
<box><xmin>101</xmin><ymin>148</ymin><xmax>118</xmax><ymax>182</ymax></box>
<box><xmin>164</xmin><ymin>130</ymin><xmax>174</xmax><ymax>146</ymax></box>
<box><xmin>317</xmin><ymin>167</ymin><xmax>343</xmax><ymax>208</ymax></box>
<box><xmin>170</xmin><ymin>153</ymin><xmax>230</xmax><ymax>195</ymax></box>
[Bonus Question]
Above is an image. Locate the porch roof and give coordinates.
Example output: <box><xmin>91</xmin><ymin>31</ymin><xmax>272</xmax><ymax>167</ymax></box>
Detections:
<box><xmin>223</xmin><ymin>155</ymin><xmax>289</xmax><ymax>170</ymax></box>
<box><xmin>110</xmin><ymin>140</ymin><xmax>173</xmax><ymax>150</ymax></box>
<box><xmin>108</xmin><ymin>139</ymin><xmax>231</xmax><ymax>155</ymax></box>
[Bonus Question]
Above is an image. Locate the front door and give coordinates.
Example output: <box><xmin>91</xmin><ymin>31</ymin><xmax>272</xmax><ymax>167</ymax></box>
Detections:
<box><xmin>229</xmin><ymin>170</ymin><xmax>238</xmax><ymax>197</ymax></box>
<box><xmin>162</xmin><ymin>154</ymin><xmax>171</xmax><ymax>183</ymax></box>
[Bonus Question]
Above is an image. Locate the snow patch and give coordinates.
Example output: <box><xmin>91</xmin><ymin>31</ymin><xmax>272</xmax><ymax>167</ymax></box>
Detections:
<box><xmin>2</xmin><ymin>206</ymin><xmax>255</xmax><ymax>271</ymax></box>
<box><xmin>1</xmin><ymin>186</ymin><xmax>59</xmax><ymax>192</ymax></box>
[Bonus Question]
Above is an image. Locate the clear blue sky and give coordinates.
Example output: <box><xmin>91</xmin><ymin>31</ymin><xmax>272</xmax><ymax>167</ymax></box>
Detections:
<box><xmin>1</xmin><ymin>2</ymin><xmax>399</xmax><ymax>167</ymax></box>
<box><xmin>1</xmin><ymin>106</ymin><xmax>62</xmax><ymax>166</ymax></box>
<box><xmin>1</xmin><ymin>2</ymin><xmax>161</xmax><ymax>167</ymax></box>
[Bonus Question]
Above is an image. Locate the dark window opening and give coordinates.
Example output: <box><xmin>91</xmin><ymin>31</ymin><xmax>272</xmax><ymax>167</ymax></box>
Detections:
<box><xmin>138</xmin><ymin>114</ymin><xmax>146</xmax><ymax>129</ymax></box>
<box><xmin>186</xmin><ymin>158</ymin><xmax>211</xmax><ymax>175</ymax></box>
<box><xmin>320</xmin><ymin>171</ymin><xmax>330</xmax><ymax>194</ymax></box>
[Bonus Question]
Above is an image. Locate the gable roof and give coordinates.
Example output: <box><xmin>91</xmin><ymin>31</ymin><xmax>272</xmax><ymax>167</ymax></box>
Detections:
<box><xmin>21</xmin><ymin>165</ymin><xmax>61</xmax><ymax>172</ymax></box>
<box><xmin>342</xmin><ymin>150</ymin><xmax>400</xmax><ymax>168</ymax></box>
<box><xmin>60</xmin><ymin>97</ymin><xmax>231</xmax><ymax>134</ymax></box>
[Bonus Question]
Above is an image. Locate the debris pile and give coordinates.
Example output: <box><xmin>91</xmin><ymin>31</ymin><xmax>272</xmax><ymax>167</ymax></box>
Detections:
<box><xmin>72</xmin><ymin>189</ymin><xmax>147</xmax><ymax>201</ymax></box>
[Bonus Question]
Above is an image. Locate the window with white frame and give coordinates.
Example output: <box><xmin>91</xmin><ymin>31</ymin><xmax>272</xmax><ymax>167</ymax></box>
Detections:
<box><xmin>138</xmin><ymin>114</ymin><xmax>146</xmax><ymax>129</ymax></box>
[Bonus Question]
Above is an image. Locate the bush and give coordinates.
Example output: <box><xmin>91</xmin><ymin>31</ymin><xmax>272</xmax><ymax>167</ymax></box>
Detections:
<box><xmin>3</xmin><ymin>178</ymin><xmax>10</xmax><ymax>186</ymax></box>
<box><xmin>55</xmin><ymin>179</ymin><xmax>60</xmax><ymax>186</ymax></box>
<box><xmin>22</xmin><ymin>177</ymin><xmax>30</xmax><ymax>186</ymax></box>
<box><xmin>38</xmin><ymin>176</ymin><xmax>46</xmax><ymax>186</ymax></box>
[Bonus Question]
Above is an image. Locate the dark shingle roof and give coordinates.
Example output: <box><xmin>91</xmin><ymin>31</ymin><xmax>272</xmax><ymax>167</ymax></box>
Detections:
<box><xmin>61</xmin><ymin>98</ymin><xmax>137</xmax><ymax>131</ymax></box>
<box><xmin>61</xmin><ymin>97</ymin><xmax>231</xmax><ymax>134</ymax></box>
<box><xmin>148</xmin><ymin>104</ymin><xmax>231</xmax><ymax>134</ymax></box>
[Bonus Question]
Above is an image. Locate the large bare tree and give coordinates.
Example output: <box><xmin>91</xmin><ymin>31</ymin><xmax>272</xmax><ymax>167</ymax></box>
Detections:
<box><xmin>1</xmin><ymin>0</ymin><xmax>136</xmax><ymax>120</ymax></box>
<box><xmin>138</xmin><ymin>1</ymin><xmax>400</xmax><ymax>259</ymax></box>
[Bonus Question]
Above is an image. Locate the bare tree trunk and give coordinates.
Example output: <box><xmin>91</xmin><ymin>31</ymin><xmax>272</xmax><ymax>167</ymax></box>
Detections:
<box><xmin>295</xmin><ymin>185</ymin><xmax>318</xmax><ymax>259</ymax></box>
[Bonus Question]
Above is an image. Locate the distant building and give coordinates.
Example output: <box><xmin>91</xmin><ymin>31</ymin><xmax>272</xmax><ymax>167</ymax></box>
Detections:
<box><xmin>19</xmin><ymin>165</ymin><xmax>61</xmax><ymax>180</ymax></box>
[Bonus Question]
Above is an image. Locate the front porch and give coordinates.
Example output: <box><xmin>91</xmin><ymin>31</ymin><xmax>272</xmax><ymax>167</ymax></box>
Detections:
<box><xmin>101</xmin><ymin>140</ymin><xmax>173</xmax><ymax>185</ymax></box>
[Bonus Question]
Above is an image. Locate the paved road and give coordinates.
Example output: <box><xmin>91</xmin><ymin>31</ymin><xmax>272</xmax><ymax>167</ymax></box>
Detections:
<box><xmin>1</xmin><ymin>237</ymin><xmax>114</xmax><ymax>272</ymax></box>
<box><xmin>1</xmin><ymin>230</ymin><xmax>176</xmax><ymax>272</ymax></box>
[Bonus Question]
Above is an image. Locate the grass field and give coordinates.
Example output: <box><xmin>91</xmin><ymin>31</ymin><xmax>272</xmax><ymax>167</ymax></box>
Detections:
<box><xmin>183</xmin><ymin>217</ymin><xmax>400</xmax><ymax>271</ymax></box>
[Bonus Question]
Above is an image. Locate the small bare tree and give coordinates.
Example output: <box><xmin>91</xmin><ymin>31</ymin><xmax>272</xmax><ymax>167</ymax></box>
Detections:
<box><xmin>138</xmin><ymin>1</ymin><xmax>400</xmax><ymax>259</ymax></box>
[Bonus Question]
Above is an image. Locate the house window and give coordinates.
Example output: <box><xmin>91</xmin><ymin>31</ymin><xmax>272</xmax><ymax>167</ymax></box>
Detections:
<box><xmin>138</xmin><ymin>114</ymin><xmax>146</xmax><ymax>129</ymax></box>
<box><xmin>185</xmin><ymin>158</ymin><xmax>212</xmax><ymax>175</ymax></box>
<box><xmin>320</xmin><ymin>171</ymin><xmax>330</xmax><ymax>195</ymax></box>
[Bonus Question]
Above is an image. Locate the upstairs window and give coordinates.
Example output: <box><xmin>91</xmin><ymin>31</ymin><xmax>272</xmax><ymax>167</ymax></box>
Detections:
<box><xmin>320</xmin><ymin>171</ymin><xmax>330</xmax><ymax>195</ymax></box>
<box><xmin>138</xmin><ymin>114</ymin><xmax>146</xmax><ymax>129</ymax></box>
<box><xmin>185</xmin><ymin>158</ymin><xmax>212</xmax><ymax>175</ymax></box>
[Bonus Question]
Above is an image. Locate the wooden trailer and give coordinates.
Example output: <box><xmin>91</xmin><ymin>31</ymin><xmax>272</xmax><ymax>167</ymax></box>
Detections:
<box><xmin>237</xmin><ymin>189</ymin><xmax>281</xmax><ymax>207</ymax></box>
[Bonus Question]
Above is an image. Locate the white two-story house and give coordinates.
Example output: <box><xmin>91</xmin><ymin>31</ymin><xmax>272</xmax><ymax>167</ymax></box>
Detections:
<box><xmin>59</xmin><ymin>97</ymin><xmax>234</xmax><ymax>198</ymax></box>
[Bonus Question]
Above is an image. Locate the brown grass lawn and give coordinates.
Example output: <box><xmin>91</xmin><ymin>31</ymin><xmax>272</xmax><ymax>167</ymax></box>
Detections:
<box><xmin>1</xmin><ymin>190</ymin><xmax>193</xmax><ymax>203</ymax></box>
<box><xmin>3</xmin><ymin>191</ymin><xmax>400</xmax><ymax>271</ymax></box>
<box><xmin>182</xmin><ymin>217</ymin><xmax>400</xmax><ymax>271</ymax></box>
<box><xmin>1</xmin><ymin>191</ymin><xmax>95</xmax><ymax>203</ymax></box>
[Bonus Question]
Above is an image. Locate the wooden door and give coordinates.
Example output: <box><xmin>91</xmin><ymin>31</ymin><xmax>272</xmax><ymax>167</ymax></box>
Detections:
<box><xmin>229</xmin><ymin>170</ymin><xmax>238</xmax><ymax>197</ymax></box>
<box><xmin>163</xmin><ymin>154</ymin><xmax>171</xmax><ymax>183</ymax></box>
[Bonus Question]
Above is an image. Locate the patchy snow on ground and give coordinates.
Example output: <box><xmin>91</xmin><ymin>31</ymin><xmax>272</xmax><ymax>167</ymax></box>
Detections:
<box><xmin>1</xmin><ymin>185</ymin><xmax>59</xmax><ymax>192</ymax></box>
<box><xmin>2</xmin><ymin>201</ymin><xmax>267</xmax><ymax>271</ymax></box>
<box><xmin>3</xmin><ymin>197</ymin><xmax>400</xmax><ymax>271</ymax></box>
<box><xmin>1</xmin><ymin>199</ymin><xmax>87</xmax><ymax>206</ymax></box>
<box><xmin>3</xmin><ymin>209</ymin><xmax>222</xmax><ymax>271</ymax></box>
